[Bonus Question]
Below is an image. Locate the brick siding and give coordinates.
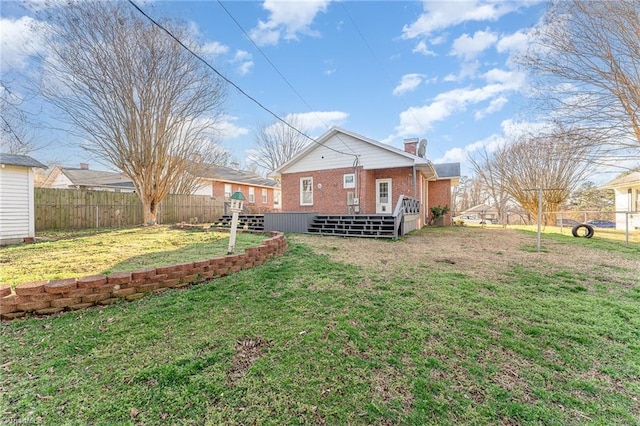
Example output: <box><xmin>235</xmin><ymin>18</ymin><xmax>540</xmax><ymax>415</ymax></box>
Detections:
<box><xmin>428</xmin><ymin>179</ymin><xmax>453</xmax><ymax>224</ymax></box>
<box><xmin>211</xmin><ymin>182</ymin><xmax>276</xmax><ymax>211</ymax></box>
<box><xmin>282</xmin><ymin>166</ymin><xmax>425</xmax><ymax>215</ymax></box>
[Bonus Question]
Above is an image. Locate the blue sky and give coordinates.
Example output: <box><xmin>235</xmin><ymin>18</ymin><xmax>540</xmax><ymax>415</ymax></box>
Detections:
<box><xmin>1</xmin><ymin>0</ymin><xmax>549</xmax><ymax>176</ymax></box>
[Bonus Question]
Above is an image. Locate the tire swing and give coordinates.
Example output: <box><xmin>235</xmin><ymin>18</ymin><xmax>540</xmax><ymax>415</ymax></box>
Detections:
<box><xmin>571</xmin><ymin>223</ymin><xmax>594</xmax><ymax>238</ymax></box>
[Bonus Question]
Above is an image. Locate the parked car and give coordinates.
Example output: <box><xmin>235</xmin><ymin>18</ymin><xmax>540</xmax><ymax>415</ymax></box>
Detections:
<box><xmin>453</xmin><ymin>215</ymin><xmax>487</xmax><ymax>225</ymax></box>
<box><xmin>555</xmin><ymin>218</ymin><xmax>580</xmax><ymax>227</ymax></box>
<box><xmin>587</xmin><ymin>219</ymin><xmax>616</xmax><ymax>228</ymax></box>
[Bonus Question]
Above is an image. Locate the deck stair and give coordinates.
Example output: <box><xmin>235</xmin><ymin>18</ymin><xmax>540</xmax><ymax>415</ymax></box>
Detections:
<box><xmin>307</xmin><ymin>214</ymin><xmax>397</xmax><ymax>238</ymax></box>
<box><xmin>214</xmin><ymin>214</ymin><xmax>265</xmax><ymax>231</ymax></box>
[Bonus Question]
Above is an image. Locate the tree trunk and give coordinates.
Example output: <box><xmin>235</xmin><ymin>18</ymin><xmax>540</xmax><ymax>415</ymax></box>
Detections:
<box><xmin>142</xmin><ymin>198</ymin><xmax>159</xmax><ymax>226</ymax></box>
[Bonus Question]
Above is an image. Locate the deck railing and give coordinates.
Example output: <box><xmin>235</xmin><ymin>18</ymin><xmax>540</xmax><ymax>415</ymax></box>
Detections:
<box><xmin>393</xmin><ymin>195</ymin><xmax>421</xmax><ymax>238</ymax></box>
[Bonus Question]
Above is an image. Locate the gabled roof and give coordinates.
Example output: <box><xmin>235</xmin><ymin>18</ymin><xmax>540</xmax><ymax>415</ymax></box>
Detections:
<box><xmin>60</xmin><ymin>168</ymin><xmax>134</xmax><ymax>188</ymax></box>
<box><xmin>434</xmin><ymin>163</ymin><xmax>460</xmax><ymax>179</ymax></box>
<box><xmin>274</xmin><ymin>127</ymin><xmax>434</xmax><ymax>173</ymax></box>
<box><xmin>198</xmin><ymin>164</ymin><xmax>277</xmax><ymax>188</ymax></box>
<box><xmin>601</xmin><ymin>171</ymin><xmax>640</xmax><ymax>189</ymax></box>
<box><xmin>273</xmin><ymin>127</ymin><xmax>460</xmax><ymax>183</ymax></box>
<box><xmin>462</xmin><ymin>204</ymin><xmax>498</xmax><ymax>215</ymax></box>
<box><xmin>0</xmin><ymin>153</ymin><xmax>47</xmax><ymax>168</ymax></box>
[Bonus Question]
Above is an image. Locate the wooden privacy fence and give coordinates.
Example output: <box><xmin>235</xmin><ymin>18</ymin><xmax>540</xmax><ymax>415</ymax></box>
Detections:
<box><xmin>35</xmin><ymin>188</ymin><xmax>225</xmax><ymax>231</ymax></box>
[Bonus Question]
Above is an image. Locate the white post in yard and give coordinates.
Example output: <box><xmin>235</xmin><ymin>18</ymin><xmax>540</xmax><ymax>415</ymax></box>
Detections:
<box><xmin>227</xmin><ymin>191</ymin><xmax>245</xmax><ymax>255</ymax></box>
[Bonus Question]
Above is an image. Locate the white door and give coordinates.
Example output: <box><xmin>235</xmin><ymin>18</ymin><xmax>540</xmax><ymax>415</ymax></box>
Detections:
<box><xmin>376</xmin><ymin>179</ymin><xmax>392</xmax><ymax>214</ymax></box>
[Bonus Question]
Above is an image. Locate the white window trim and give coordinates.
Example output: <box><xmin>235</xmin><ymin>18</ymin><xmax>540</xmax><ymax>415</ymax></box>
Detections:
<box><xmin>262</xmin><ymin>188</ymin><xmax>268</xmax><ymax>203</ymax></box>
<box><xmin>248</xmin><ymin>187</ymin><xmax>255</xmax><ymax>203</ymax></box>
<box><xmin>224</xmin><ymin>184</ymin><xmax>232</xmax><ymax>198</ymax></box>
<box><xmin>343</xmin><ymin>173</ymin><xmax>355</xmax><ymax>189</ymax></box>
<box><xmin>300</xmin><ymin>177</ymin><xmax>313</xmax><ymax>206</ymax></box>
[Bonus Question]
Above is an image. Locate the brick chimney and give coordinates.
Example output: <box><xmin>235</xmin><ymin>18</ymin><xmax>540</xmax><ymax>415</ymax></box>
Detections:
<box><xmin>80</xmin><ymin>163</ymin><xmax>89</xmax><ymax>170</ymax></box>
<box><xmin>403</xmin><ymin>138</ymin><xmax>419</xmax><ymax>155</ymax></box>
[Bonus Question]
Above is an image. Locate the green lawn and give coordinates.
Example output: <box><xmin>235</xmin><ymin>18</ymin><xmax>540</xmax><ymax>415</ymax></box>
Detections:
<box><xmin>0</xmin><ymin>226</ymin><xmax>266</xmax><ymax>286</ymax></box>
<box><xmin>1</xmin><ymin>228</ymin><xmax>639</xmax><ymax>425</ymax></box>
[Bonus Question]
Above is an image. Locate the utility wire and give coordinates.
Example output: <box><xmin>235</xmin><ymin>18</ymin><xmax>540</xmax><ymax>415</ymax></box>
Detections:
<box><xmin>216</xmin><ymin>0</ymin><xmax>357</xmax><ymax>156</ymax></box>
<box><xmin>340</xmin><ymin>2</ymin><xmax>446</xmax><ymax>157</ymax></box>
<box><xmin>127</xmin><ymin>0</ymin><xmax>356</xmax><ymax>159</ymax></box>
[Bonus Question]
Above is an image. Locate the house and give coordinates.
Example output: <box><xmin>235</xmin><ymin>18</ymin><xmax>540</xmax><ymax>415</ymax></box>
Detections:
<box><xmin>0</xmin><ymin>153</ymin><xmax>47</xmax><ymax>245</ymax></box>
<box><xmin>601</xmin><ymin>171</ymin><xmax>640</xmax><ymax>231</ymax></box>
<box><xmin>192</xmin><ymin>164</ymin><xmax>280</xmax><ymax>212</ymax></box>
<box><xmin>40</xmin><ymin>163</ymin><xmax>135</xmax><ymax>192</ymax></box>
<box><xmin>272</xmin><ymin>127</ymin><xmax>460</xmax><ymax>227</ymax></box>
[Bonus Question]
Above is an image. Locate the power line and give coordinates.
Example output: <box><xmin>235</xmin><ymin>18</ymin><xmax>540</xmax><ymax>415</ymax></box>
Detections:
<box><xmin>340</xmin><ymin>2</ymin><xmax>446</xmax><ymax>157</ymax></box>
<box><xmin>126</xmin><ymin>0</ymin><xmax>357</xmax><ymax>159</ymax></box>
<box><xmin>216</xmin><ymin>0</ymin><xmax>357</xmax><ymax>156</ymax></box>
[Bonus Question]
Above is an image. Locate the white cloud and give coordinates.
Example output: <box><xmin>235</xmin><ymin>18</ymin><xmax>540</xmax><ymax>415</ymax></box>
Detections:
<box><xmin>451</xmin><ymin>30</ymin><xmax>498</xmax><ymax>61</ymax></box>
<box><xmin>496</xmin><ymin>30</ymin><xmax>530</xmax><ymax>54</ymax></box>
<box><xmin>249</xmin><ymin>0</ymin><xmax>331</xmax><ymax>46</ymax></box>
<box><xmin>278</xmin><ymin>111</ymin><xmax>348</xmax><ymax>133</ymax></box>
<box><xmin>200</xmin><ymin>41</ymin><xmax>229</xmax><ymax>57</ymax></box>
<box><xmin>393</xmin><ymin>73</ymin><xmax>424</xmax><ymax>96</ymax></box>
<box><xmin>412</xmin><ymin>40</ymin><xmax>435</xmax><ymax>56</ymax></box>
<box><xmin>482</xmin><ymin>68</ymin><xmax>526</xmax><ymax>89</ymax></box>
<box><xmin>474</xmin><ymin>96</ymin><xmax>508</xmax><ymax>120</ymax></box>
<box><xmin>395</xmin><ymin>83</ymin><xmax>517</xmax><ymax>137</ymax></box>
<box><xmin>0</xmin><ymin>16</ymin><xmax>47</xmax><ymax>70</ymax></box>
<box><xmin>434</xmin><ymin>118</ymin><xmax>547</xmax><ymax>164</ymax></box>
<box><xmin>402</xmin><ymin>1</ymin><xmax>522</xmax><ymax>40</ymax></box>
<box><xmin>230</xmin><ymin>50</ymin><xmax>254</xmax><ymax>75</ymax></box>
<box><xmin>237</xmin><ymin>61</ymin><xmax>254</xmax><ymax>76</ymax></box>
<box><xmin>216</xmin><ymin>114</ymin><xmax>250</xmax><ymax>140</ymax></box>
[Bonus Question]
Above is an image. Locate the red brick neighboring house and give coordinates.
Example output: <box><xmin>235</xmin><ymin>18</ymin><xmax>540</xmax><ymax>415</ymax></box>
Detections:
<box><xmin>273</xmin><ymin>127</ymin><xmax>460</xmax><ymax>227</ymax></box>
<box><xmin>193</xmin><ymin>164</ymin><xmax>280</xmax><ymax>212</ymax></box>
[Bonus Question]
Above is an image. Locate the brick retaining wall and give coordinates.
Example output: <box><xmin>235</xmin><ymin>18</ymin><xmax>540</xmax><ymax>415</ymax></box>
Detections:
<box><xmin>0</xmin><ymin>231</ymin><xmax>287</xmax><ymax>321</ymax></box>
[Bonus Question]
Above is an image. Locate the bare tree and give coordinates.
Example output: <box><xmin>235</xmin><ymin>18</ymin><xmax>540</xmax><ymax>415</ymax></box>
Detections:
<box><xmin>249</xmin><ymin>116</ymin><xmax>311</xmax><ymax>175</ymax></box>
<box><xmin>0</xmin><ymin>80</ymin><xmax>38</xmax><ymax>154</ymax></box>
<box><xmin>469</xmin><ymin>147</ymin><xmax>511</xmax><ymax>223</ymax></box>
<box><xmin>569</xmin><ymin>181</ymin><xmax>615</xmax><ymax>213</ymax></box>
<box><xmin>521</xmin><ymin>0</ymin><xmax>640</xmax><ymax>152</ymax></box>
<box><xmin>487</xmin><ymin>128</ymin><xmax>591</xmax><ymax>224</ymax></box>
<box><xmin>39</xmin><ymin>1</ymin><xmax>226</xmax><ymax>224</ymax></box>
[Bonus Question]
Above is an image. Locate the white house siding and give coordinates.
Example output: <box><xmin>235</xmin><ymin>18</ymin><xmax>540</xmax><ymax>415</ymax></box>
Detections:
<box><xmin>283</xmin><ymin>133</ymin><xmax>413</xmax><ymax>173</ymax></box>
<box><xmin>191</xmin><ymin>180</ymin><xmax>212</xmax><ymax>196</ymax></box>
<box><xmin>0</xmin><ymin>165</ymin><xmax>35</xmax><ymax>244</ymax></box>
<box><xmin>613</xmin><ymin>187</ymin><xmax>640</xmax><ymax>231</ymax></box>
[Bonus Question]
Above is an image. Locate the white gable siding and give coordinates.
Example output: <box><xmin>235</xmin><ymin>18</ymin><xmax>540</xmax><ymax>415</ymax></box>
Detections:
<box><xmin>0</xmin><ymin>165</ymin><xmax>34</xmax><ymax>244</ymax></box>
<box><xmin>191</xmin><ymin>179</ymin><xmax>212</xmax><ymax>196</ymax></box>
<box><xmin>51</xmin><ymin>173</ymin><xmax>73</xmax><ymax>188</ymax></box>
<box><xmin>284</xmin><ymin>133</ymin><xmax>413</xmax><ymax>173</ymax></box>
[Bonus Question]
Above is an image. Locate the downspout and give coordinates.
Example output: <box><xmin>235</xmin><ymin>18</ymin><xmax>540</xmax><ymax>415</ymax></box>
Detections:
<box><xmin>412</xmin><ymin>165</ymin><xmax>417</xmax><ymax>199</ymax></box>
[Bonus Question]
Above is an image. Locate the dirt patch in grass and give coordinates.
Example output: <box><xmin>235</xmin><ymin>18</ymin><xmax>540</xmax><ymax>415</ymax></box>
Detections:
<box><xmin>289</xmin><ymin>228</ymin><xmax>638</xmax><ymax>285</ymax></box>
<box><xmin>227</xmin><ymin>338</ymin><xmax>269</xmax><ymax>387</ymax></box>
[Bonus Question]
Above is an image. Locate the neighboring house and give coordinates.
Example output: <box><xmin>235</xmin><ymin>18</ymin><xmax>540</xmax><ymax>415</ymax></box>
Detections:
<box><xmin>272</xmin><ymin>127</ymin><xmax>460</xmax><ymax>227</ymax></box>
<box><xmin>0</xmin><ymin>153</ymin><xmax>47</xmax><ymax>245</ymax></box>
<box><xmin>601</xmin><ymin>171</ymin><xmax>640</xmax><ymax>231</ymax></box>
<box><xmin>40</xmin><ymin>163</ymin><xmax>135</xmax><ymax>192</ymax></box>
<box><xmin>193</xmin><ymin>164</ymin><xmax>280</xmax><ymax>211</ymax></box>
<box><xmin>461</xmin><ymin>204</ymin><xmax>499</xmax><ymax>222</ymax></box>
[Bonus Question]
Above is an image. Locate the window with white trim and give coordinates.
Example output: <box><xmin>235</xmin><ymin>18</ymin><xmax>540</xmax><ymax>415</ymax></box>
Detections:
<box><xmin>274</xmin><ymin>190</ymin><xmax>281</xmax><ymax>207</ymax></box>
<box><xmin>262</xmin><ymin>188</ymin><xmax>268</xmax><ymax>203</ymax></box>
<box><xmin>300</xmin><ymin>177</ymin><xmax>313</xmax><ymax>205</ymax></box>
<box><xmin>343</xmin><ymin>173</ymin><xmax>355</xmax><ymax>189</ymax></box>
<box><xmin>224</xmin><ymin>184</ymin><xmax>232</xmax><ymax>198</ymax></box>
<box><xmin>248</xmin><ymin>187</ymin><xmax>255</xmax><ymax>203</ymax></box>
